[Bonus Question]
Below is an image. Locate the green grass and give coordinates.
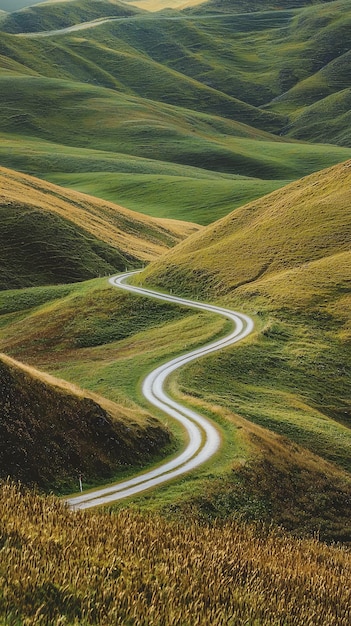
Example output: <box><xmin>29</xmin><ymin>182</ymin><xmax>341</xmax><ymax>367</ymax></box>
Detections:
<box><xmin>0</xmin><ymin>2</ymin><xmax>349</xmax><ymax>225</ymax></box>
<box><xmin>130</xmin><ymin>160</ymin><xmax>351</xmax><ymax>533</ymax></box>
<box><xmin>0</xmin><ymin>349</ymin><xmax>173</xmax><ymax>494</ymax></box>
<box><xmin>0</xmin><ymin>0</ymin><xmax>143</xmax><ymax>34</ymax></box>
<box><xmin>47</xmin><ymin>172</ymin><xmax>289</xmax><ymax>225</ymax></box>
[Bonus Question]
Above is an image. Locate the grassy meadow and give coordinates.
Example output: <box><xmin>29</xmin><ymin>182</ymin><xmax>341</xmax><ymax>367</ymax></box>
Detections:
<box><xmin>1</xmin><ymin>481</ymin><xmax>351</xmax><ymax>626</ymax></box>
<box><xmin>0</xmin><ymin>1</ymin><xmax>350</xmax><ymax>223</ymax></box>
<box><xmin>0</xmin><ymin>1</ymin><xmax>351</xmax><ymax>619</ymax></box>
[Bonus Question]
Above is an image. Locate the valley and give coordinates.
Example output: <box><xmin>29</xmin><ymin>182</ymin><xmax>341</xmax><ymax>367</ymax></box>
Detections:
<box><xmin>0</xmin><ymin>0</ymin><xmax>350</xmax><ymax>623</ymax></box>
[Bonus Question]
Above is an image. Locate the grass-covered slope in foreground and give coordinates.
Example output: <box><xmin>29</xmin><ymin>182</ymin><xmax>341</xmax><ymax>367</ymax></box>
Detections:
<box><xmin>1</xmin><ymin>482</ymin><xmax>351</xmax><ymax>626</ymax></box>
<box><xmin>136</xmin><ymin>161</ymin><xmax>351</xmax><ymax>536</ymax></box>
<box><xmin>0</xmin><ymin>353</ymin><xmax>170</xmax><ymax>492</ymax></box>
<box><xmin>0</xmin><ymin>166</ymin><xmax>198</xmax><ymax>289</ymax></box>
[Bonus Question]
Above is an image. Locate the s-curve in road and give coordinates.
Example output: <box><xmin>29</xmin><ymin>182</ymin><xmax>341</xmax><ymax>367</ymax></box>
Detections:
<box><xmin>66</xmin><ymin>272</ymin><xmax>254</xmax><ymax>510</ymax></box>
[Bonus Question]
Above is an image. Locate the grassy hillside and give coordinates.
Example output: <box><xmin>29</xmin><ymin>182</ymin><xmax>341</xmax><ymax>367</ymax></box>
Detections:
<box><xmin>0</xmin><ymin>166</ymin><xmax>197</xmax><ymax>289</ymax></box>
<box><xmin>1</xmin><ymin>483</ymin><xmax>351</xmax><ymax>626</ymax></box>
<box><xmin>0</xmin><ymin>2</ymin><xmax>349</xmax><ymax>224</ymax></box>
<box><xmin>132</xmin><ymin>161</ymin><xmax>351</xmax><ymax>535</ymax></box>
<box><xmin>0</xmin><ymin>0</ymin><xmax>143</xmax><ymax>34</ymax></box>
<box><xmin>188</xmin><ymin>0</ymin><xmax>336</xmax><ymax>13</ymax></box>
<box><xmin>266</xmin><ymin>1</ymin><xmax>351</xmax><ymax>142</ymax></box>
<box><xmin>139</xmin><ymin>160</ymin><xmax>351</xmax><ymax>297</ymax></box>
<box><xmin>0</xmin><ymin>353</ymin><xmax>171</xmax><ymax>492</ymax></box>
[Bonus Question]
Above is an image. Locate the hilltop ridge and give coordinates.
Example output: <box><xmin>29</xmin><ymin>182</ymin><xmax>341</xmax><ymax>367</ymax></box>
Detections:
<box><xmin>0</xmin><ymin>352</ymin><xmax>171</xmax><ymax>491</ymax></box>
<box><xmin>139</xmin><ymin>159</ymin><xmax>351</xmax><ymax>301</ymax></box>
<box><xmin>0</xmin><ymin>166</ymin><xmax>199</xmax><ymax>289</ymax></box>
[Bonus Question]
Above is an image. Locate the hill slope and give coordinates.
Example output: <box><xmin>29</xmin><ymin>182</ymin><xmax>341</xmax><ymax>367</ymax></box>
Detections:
<box><xmin>0</xmin><ymin>166</ymin><xmax>198</xmax><ymax>289</ymax></box>
<box><xmin>136</xmin><ymin>161</ymin><xmax>351</xmax><ymax>533</ymax></box>
<box><xmin>1</xmin><ymin>483</ymin><xmax>351</xmax><ymax>625</ymax></box>
<box><xmin>140</xmin><ymin>160</ymin><xmax>351</xmax><ymax>299</ymax></box>
<box><xmin>0</xmin><ymin>353</ymin><xmax>170</xmax><ymax>492</ymax></box>
<box><xmin>0</xmin><ymin>0</ymin><xmax>143</xmax><ymax>34</ymax></box>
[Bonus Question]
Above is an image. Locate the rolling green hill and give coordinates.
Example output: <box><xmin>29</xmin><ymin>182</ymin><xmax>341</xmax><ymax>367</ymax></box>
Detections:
<box><xmin>0</xmin><ymin>0</ymin><xmax>349</xmax><ymax>225</ymax></box>
<box><xmin>0</xmin><ymin>166</ymin><xmax>198</xmax><ymax>289</ymax></box>
<box><xmin>135</xmin><ymin>161</ymin><xmax>351</xmax><ymax>534</ymax></box>
<box><xmin>0</xmin><ymin>353</ymin><xmax>171</xmax><ymax>492</ymax></box>
<box><xmin>0</xmin><ymin>0</ymin><xmax>143</xmax><ymax>33</ymax></box>
<box><xmin>187</xmin><ymin>0</ymin><xmax>336</xmax><ymax>13</ymax></box>
<box><xmin>141</xmin><ymin>160</ymin><xmax>351</xmax><ymax>298</ymax></box>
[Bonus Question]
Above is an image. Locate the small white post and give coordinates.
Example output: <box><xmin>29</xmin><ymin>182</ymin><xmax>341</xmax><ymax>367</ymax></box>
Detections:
<box><xmin>79</xmin><ymin>474</ymin><xmax>83</xmax><ymax>493</ymax></box>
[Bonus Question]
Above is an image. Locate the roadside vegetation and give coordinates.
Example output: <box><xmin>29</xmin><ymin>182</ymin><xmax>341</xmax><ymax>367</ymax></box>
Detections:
<box><xmin>132</xmin><ymin>160</ymin><xmax>351</xmax><ymax>540</ymax></box>
<box><xmin>0</xmin><ymin>481</ymin><xmax>350</xmax><ymax>626</ymax></box>
<box><xmin>0</xmin><ymin>353</ymin><xmax>171</xmax><ymax>493</ymax></box>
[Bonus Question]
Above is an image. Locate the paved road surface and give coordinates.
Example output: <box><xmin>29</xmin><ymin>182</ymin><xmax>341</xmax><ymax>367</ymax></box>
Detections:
<box><xmin>66</xmin><ymin>272</ymin><xmax>253</xmax><ymax>510</ymax></box>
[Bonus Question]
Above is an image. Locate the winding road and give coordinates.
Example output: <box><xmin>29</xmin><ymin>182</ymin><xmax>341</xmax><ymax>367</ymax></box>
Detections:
<box><xmin>66</xmin><ymin>272</ymin><xmax>253</xmax><ymax>510</ymax></box>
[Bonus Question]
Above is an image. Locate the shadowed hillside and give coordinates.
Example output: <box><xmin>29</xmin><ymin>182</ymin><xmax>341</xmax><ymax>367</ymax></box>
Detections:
<box><xmin>0</xmin><ymin>353</ymin><xmax>171</xmax><ymax>492</ymax></box>
<box><xmin>0</xmin><ymin>167</ymin><xmax>198</xmax><ymax>289</ymax></box>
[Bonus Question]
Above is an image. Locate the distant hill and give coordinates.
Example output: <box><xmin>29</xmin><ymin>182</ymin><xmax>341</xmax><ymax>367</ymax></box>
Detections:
<box><xmin>0</xmin><ymin>352</ymin><xmax>170</xmax><ymax>491</ymax></box>
<box><xmin>0</xmin><ymin>0</ymin><xmax>350</xmax><ymax>224</ymax></box>
<box><xmin>0</xmin><ymin>0</ymin><xmax>143</xmax><ymax>33</ymax></box>
<box><xmin>187</xmin><ymin>0</ymin><xmax>336</xmax><ymax>14</ymax></box>
<box><xmin>0</xmin><ymin>167</ymin><xmax>198</xmax><ymax>289</ymax></box>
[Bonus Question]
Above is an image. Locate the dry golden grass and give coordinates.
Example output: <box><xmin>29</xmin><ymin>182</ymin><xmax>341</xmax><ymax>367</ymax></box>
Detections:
<box><xmin>140</xmin><ymin>159</ymin><xmax>351</xmax><ymax>296</ymax></box>
<box><xmin>0</xmin><ymin>352</ymin><xmax>171</xmax><ymax>492</ymax></box>
<box><xmin>1</xmin><ymin>481</ymin><xmax>350</xmax><ymax>625</ymax></box>
<box><xmin>127</xmin><ymin>0</ymin><xmax>205</xmax><ymax>11</ymax></box>
<box><xmin>0</xmin><ymin>352</ymin><xmax>149</xmax><ymax>426</ymax></box>
<box><xmin>0</xmin><ymin>167</ymin><xmax>199</xmax><ymax>262</ymax></box>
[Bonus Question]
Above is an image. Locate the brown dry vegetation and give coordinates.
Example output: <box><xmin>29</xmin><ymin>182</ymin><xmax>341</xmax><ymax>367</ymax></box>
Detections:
<box><xmin>139</xmin><ymin>160</ymin><xmax>351</xmax><ymax>299</ymax></box>
<box><xmin>171</xmin><ymin>395</ymin><xmax>351</xmax><ymax>542</ymax></box>
<box><xmin>0</xmin><ymin>481</ymin><xmax>350</xmax><ymax>626</ymax></box>
<box><xmin>0</xmin><ymin>353</ymin><xmax>171</xmax><ymax>492</ymax></box>
<box><xmin>135</xmin><ymin>160</ymin><xmax>351</xmax><ymax>537</ymax></box>
<box><xmin>0</xmin><ymin>166</ymin><xmax>199</xmax><ymax>289</ymax></box>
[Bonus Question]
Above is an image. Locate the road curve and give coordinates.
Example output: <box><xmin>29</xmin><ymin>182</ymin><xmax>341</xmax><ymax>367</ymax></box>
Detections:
<box><xmin>66</xmin><ymin>272</ymin><xmax>254</xmax><ymax>510</ymax></box>
<box><xmin>17</xmin><ymin>13</ymin><xmax>239</xmax><ymax>38</ymax></box>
